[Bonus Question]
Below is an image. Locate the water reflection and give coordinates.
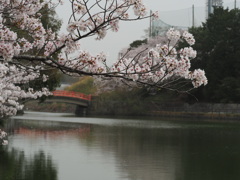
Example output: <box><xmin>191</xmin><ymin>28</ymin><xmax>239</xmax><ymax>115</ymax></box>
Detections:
<box><xmin>179</xmin><ymin>128</ymin><xmax>240</xmax><ymax>180</ymax></box>
<box><xmin>90</xmin><ymin>126</ymin><xmax>183</xmax><ymax>180</ymax></box>
<box><xmin>0</xmin><ymin>148</ymin><xmax>57</xmax><ymax>180</ymax></box>
<box><xmin>3</xmin><ymin>112</ymin><xmax>240</xmax><ymax>180</ymax></box>
<box><xmin>88</xmin><ymin>125</ymin><xmax>240</xmax><ymax>180</ymax></box>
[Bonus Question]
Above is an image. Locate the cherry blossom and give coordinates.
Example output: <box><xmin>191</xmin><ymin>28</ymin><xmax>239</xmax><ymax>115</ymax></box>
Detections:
<box><xmin>113</xmin><ymin>29</ymin><xmax>207</xmax><ymax>90</ymax></box>
<box><xmin>0</xmin><ymin>63</ymin><xmax>52</xmax><ymax>117</ymax></box>
<box><xmin>182</xmin><ymin>31</ymin><xmax>196</xmax><ymax>46</ymax></box>
<box><xmin>166</xmin><ymin>28</ymin><xmax>181</xmax><ymax>42</ymax></box>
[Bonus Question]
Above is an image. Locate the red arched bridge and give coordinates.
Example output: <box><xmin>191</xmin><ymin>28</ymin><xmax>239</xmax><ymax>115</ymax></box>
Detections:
<box><xmin>52</xmin><ymin>90</ymin><xmax>91</xmax><ymax>101</ymax></box>
<box><xmin>46</xmin><ymin>90</ymin><xmax>92</xmax><ymax>115</ymax></box>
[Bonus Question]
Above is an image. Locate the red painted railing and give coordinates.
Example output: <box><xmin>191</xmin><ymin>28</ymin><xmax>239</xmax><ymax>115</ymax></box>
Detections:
<box><xmin>52</xmin><ymin>90</ymin><xmax>91</xmax><ymax>101</ymax></box>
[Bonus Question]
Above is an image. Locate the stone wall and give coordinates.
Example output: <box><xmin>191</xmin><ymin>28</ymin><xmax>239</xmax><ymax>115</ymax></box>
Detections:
<box><xmin>152</xmin><ymin>103</ymin><xmax>240</xmax><ymax>113</ymax></box>
<box><xmin>148</xmin><ymin>103</ymin><xmax>240</xmax><ymax>120</ymax></box>
<box><xmin>88</xmin><ymin>97</ymin><xmax>240</xmax><ymax>119</ymax></box>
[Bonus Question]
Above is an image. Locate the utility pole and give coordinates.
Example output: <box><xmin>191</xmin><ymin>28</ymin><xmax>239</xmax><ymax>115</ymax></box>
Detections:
<box><xmin>192</xmin><ymin>4</ymin><xmax>195</xmax><ymax>27</ymax></box>
<box><xmin>235</xmin><ymin>0</ymin><xmax>237</xmax><ymax>9</ymax></box>
<box><xmin>149</xmin><ymin>10</ymin><xmax>152</xmax><ymax>38</ymax></box>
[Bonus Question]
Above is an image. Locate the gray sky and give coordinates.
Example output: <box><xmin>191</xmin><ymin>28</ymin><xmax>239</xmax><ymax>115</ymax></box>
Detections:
<box><xmin>56</xmin><ymin>0</ymin><xmax>237</xmax><ymax>64</ymax></box>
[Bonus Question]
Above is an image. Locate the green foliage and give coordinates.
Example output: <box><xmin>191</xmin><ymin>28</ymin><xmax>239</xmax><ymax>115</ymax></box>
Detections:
<box><xmin>60</xmin><ymin>74</ymin><xmax>79</xmax><ymax>84</ymax></box>
<box><xmin>29</xmin><ymin>69</ymin><xmax>61</xmax><ymax>91</ymax></box>
<box><xmin>129</xmin><ymin>39</ymin><xmax>147</xmax><ymax>48</ymax></box>
<box><xmin>93</xmin><ymin>88</ymin><xmax>180</xmax><ymax>116</ymax></box>
<box><xmin>214</xmin><ymin>77</ymin><xmax>240</xmax><ymax>103</ymax></box>
<box><xmin>188</xmin><ymin>8</ymin><xmax>240</xmax><ymax>103</ymax></box>
<box><xmin>40</xmin><ymin>4</ymin><xmax>62</xmax><ymax>33</ymax></box>
<box><xmin>34</xmin><ymin>6</ymin><xmax>62</xmax><ymax>91</ymax></box>
<box><xmin>65</xmin><ymin>76</ymin><xmax>97</xmax><ymax>95</ymax></box>
<box><xmin>96</xmin><ymin>88</ymin><xmax>148</xmax><ymax>115</ymax></box>
<box><xmin>63</xmin><ymin>76</ymin><xmax>182</xmax><ymax>116</ymax></box>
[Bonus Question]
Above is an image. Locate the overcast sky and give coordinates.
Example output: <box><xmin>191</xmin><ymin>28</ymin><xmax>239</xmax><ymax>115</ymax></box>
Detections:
<box><xmin>56</xmin><ymin>0</ymin><xmax>237</xmax><ymax>64</ymax></box>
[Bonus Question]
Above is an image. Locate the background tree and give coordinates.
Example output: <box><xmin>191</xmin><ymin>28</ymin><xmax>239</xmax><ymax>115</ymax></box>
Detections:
<box><xmin>20</xmin><ymin>4</ymin><xmax>62</xmax><ymax>92</ymax></box>
<box><xmin>129</xmin><ymin>39</ymin><xmax>147</xmax><ymax>48</ymax></box>
<box><xmin>33</xmin><ymin>4</ymin><xmax>62</xmax><ymax>91</ymax></box>
<box><xmin>189</xmin><ymin>8</ymin><xmax>240</xmax><ymax>103</ymax></box>
<box><xmin>4</xmin><ymin>3</ymin><xmax>62</xmax><ymax>93</ymax></box>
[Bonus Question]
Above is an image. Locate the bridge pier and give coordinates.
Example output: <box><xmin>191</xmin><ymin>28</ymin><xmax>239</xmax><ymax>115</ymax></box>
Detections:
<box><xmin>75</xmin><ymin>105</ymin><xmax>87</xmax><ymax>116</ymax></box>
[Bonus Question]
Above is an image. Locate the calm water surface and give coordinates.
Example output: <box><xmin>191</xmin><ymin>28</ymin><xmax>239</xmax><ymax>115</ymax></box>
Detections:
<box><xmin>1</xmin><ymin>112</ymin><xmax>240</xmax><ymax>180</ymax></box>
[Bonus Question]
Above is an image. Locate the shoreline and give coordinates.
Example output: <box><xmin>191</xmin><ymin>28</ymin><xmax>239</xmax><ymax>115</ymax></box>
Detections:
<box><xmin>24</xmin><ymin>101</ymin><xmax>240</xmax><ymax>120</ymax></box>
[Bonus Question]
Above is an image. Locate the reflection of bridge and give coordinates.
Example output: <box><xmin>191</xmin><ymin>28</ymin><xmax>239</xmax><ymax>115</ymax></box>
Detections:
<box><xmin>46</xmin><ymin>90</ymin><xmax>92</xmax><ymax>116</ymax></box>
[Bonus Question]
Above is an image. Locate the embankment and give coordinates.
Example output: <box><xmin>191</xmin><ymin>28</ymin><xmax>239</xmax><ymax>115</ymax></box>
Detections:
<box><xmin>88</xmin><ymin>98</ymin><xmax>240</xmax><ymax>120</ymax></box>
<box><xmin>24</xmin><ymin>98</ymin><xmax>240</xmax><ymax>120</ymax></box>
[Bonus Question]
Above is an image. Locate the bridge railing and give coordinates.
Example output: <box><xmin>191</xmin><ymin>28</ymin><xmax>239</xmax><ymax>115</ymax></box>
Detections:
<box><xmin>52</xmin><ymin>90</ymin><xmax>91</xmax><ymax>101</ymax></box>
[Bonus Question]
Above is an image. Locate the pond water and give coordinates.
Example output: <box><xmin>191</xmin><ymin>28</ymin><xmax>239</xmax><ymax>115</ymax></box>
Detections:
<box><xmin>1</xmin><ymin>111</ymin><xmax>240</xmax><ymax>180</ymax></box>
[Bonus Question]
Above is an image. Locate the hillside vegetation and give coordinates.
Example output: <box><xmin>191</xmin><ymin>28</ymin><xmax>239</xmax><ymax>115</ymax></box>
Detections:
<box><xmin>66</xmin><ymin>77</ymin><xmax>180</xmax><ymax>115</ymax></box>
<box><xmin>64</xmin><ymin>76</ymin><xmax>97</xmax><ymax>95</ymax></box>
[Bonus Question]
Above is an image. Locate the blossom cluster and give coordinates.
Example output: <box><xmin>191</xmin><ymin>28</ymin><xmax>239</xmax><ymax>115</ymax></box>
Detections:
<box><xmin>0</xmin><ymin>63</ymin><xmax>51</xmax><ymax>117</ymax></box>
<box><xmin>0</xmin><ymin>0</ymin><xmax>48</xmax><ymax>60</ymax></box>
<box><xmin>55</xmin><ymin>27</ymin><xmax>207</xmax><ymax>90</ymax></box>
<box><xmin>110</xmin><ymin>28</ymin><xmax>207</xmax><ymax>88</ymax></box>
